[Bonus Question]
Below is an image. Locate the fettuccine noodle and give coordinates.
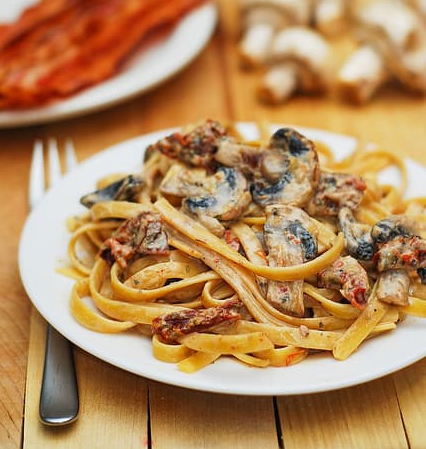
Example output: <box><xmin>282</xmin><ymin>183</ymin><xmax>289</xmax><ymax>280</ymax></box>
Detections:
<box><xmin>64</xmin><ymin>121</ymin><xmax>426</xmax><ymax>373</ymax></box>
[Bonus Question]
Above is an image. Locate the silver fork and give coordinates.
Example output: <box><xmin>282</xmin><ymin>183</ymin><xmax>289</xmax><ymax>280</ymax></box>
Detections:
<box><xmin>29</xmin><ymin>138</ymin><xmax>79</xmax><ymax>426</ymax></box>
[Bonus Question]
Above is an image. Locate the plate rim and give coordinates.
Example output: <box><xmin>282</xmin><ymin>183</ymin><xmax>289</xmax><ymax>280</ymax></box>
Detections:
<box><xmin>18</xmin><ymin>123</ymin><xmax>426</xmax><ymax>396</ymax></box>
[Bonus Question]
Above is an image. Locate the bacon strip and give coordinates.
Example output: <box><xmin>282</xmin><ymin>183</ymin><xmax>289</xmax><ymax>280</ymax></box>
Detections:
<box><xmin>0</xmin><ymin>0</ymin><xmax>205</xmax><ymax>108</ymax></box>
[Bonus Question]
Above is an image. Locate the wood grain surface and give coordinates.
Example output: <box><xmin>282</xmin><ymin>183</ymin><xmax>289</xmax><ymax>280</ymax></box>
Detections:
<box><xmin>0</xmin><ymin>1</ymin><xmax>425</xmax><ymax>448</ymax></box>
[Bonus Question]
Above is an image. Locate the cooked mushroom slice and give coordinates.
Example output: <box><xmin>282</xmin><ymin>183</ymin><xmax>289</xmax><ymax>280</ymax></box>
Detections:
<box><xmin>306</xmin><ymin>172</ymin><xmax>366</xmax><ymax>216</ymax></box>
<box><xmin>356</xmin><ymin>0</ymin><xmax>426</xmax><ymax>93</ymax></box>
<box><xmin>100</xmin><ymin>211</ymin><xmax>168</xmax><ymax>269</ymax></box>
<box><xmin>371</xmin><ymin>215</ymin><xmax>419</xmax><ymax>245</ymax></box>
<box><xmin>417</xmin><ymin>267</ymin><xmax>426</xmax><ymax>284</ymax></box>
<box><xmin>377</xmin><ymin>269</ymin><xmax>410</xmax><ymax>306</ymax></box>
<box><xmin>251</xmin><ymin>128</ymin><xmax>320</xmax><ymax>207</ymax></box>
<box><xmin>264</xmin><ymin>205</ymin><xmax>318</xmax><ymax>316</ymax></box>
<box><xmin>146</xmin><ymin>119</ymin><xmax>227</xmax><ymax>168</ymax></box>
<box><xmin>80</xmin><ymin>174</ymin><xmax>144</xmax><ymax>208</ymax></box>
<box><xmin>182</xmin><ymin>167</ymin><xmax>252</xmax><ymax>235</ymax></box>
<box><xmin>375</xmin><ymin>235</ymin><xmax>426</xmax><ymax>272</ymax></box>
<box><xmin>152</xmin><ymin>298</ymin><xmax>242</xmax><ymax>343</ymax></box>
<box><xmin>314</xmin><ymin>0</ymin><xmax>349</xmax><ymax>37</ymax></box>
<box><xmin>259</xmin><ymin>27</ymin><xmax>331</xmax><ymax>103</ymax></box>
<box><xmin>338</xmin><ymin>207</ymin><xmax>374</xmax><ymax>261</ymax></box>
<box><xmin>318</xmin><ymin>255</ymin><xmax>370</xmax><ymax>309</ymax></box>
<box><xmin>338</xmin><ymin>45</ymin><xmax>390</xmax><ymax>104</ymax></box>
<box><xmin>159</xmin><ymin>164</ymin><xmax>212</xmax><ymax>200</ymax></box>
<box><xmin>214</xmin><ymin>139</ymin><xmax>266</xmax><ymax>178</ymax></box>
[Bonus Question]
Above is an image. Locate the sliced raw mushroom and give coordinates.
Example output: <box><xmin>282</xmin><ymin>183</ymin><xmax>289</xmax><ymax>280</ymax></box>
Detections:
<box><xmin>259</xmin><ymin>26</ymin><xmax>331</xmax><ymax>103</ymax></box>
<box><xmin>405</xmin><ymin>0</ymin><xmax>426</xmax><ymax>19</ymax></box>
<box><xmin>313</xmin><ymin>0</ymin><xmax>350</xmax><ymax>37</ymax></box>
<box><xmin>239</xmin><ymin>0</ymin><xmax>311</xmax><ymax>67</ymax></box>
<box><xmin>376</xmin><ymin>269</ymin><xmax>410</xmax><ymax>306</ymax></box>
<box><xmin>264</xmin><ymin>205</ymin><xmax>318</xmax><ymax>316</ymax></box>
<box><xmin>337</xmin><ymin>45</ymin><xmax>390</xmax><ymax>103</ymax></box>
<box><xmin>355</xmin><ymin>0</ymin><xmax>426</xmax><ymax>93</ymax></box>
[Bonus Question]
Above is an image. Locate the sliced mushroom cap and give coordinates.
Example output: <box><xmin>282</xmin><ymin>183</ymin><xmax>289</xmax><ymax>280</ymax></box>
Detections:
<box><xmin>182</xmin><ymin>166</ymin><xmax>252</xmax><ymax>223</ymax></box>
<box><xmin>250</xmin><ymin>127</ymin><xmax>320</xmax><ymax>207</ymax></box>
<box><xmin>371</xmin><ymin>215</ymin><xmax>420</xmax><ymax>245</ymax></box>
<box><xmin>314</xmin><ymin>0</ymin><xmax>349</xmax><ymax>37</ymax></box>
<box><xmin>239</xmin><ymin>0</ymin><xmax>312</xmax><ymax>67</ymax></box>
<box><xmin>272</xmin><ymin>27</ymin><xmax>331</xmax><ymax>85</ymax></box>
<box><xmin>338</xmin><ymin>207</ymin><xmax>374</xmax><ymax>261</ymax></box>
<box><xmin>337</xmin><ymin>45</ymin><xmax>390</xmax><ymax>103</ymax></box>
<box><xmin>356</xmin><ymin>0</ymin><xmax>426</xmax><ymax>92</ymax></box>
<box><xmin>264</xmin><ymin>205</ymin><xmax>318</xmax><ymax>316</ymax></box>
<box><xmin>80</xmin><ymin>174</ymin><xmax>144</xmax><ymax>208</ymax></box>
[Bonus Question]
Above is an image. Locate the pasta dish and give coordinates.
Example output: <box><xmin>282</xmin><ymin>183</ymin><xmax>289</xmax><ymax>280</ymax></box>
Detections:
<box><xmin>65</xmin><ymin>120</ymin><xmax>426</xmax><ymax>373</ymax></box>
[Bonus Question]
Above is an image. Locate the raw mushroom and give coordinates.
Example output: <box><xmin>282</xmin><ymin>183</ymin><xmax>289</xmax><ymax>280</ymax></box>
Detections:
<box><xmin>259</xmin><ymin>27</ymin><xmax>331</xmax><ymax>103</ymax></box>
<box><xmin>405</xmin><ymin>0</ymin><xmax>426</xmax><ymax>19</ymax></box>
<box><xmin>337</xmin><ymin>45</ymin><xmax>390</xmax><ymax>104</ymax></box>
<box><xmin>355</xmin><ymin>0</ymin><xmax>426</xmax><ymax>94</ymax></box>
<box><xmin>239</xmin><ymin>0</ymin><xmax>311</xmax><ymax>67</ymax></box>
<box><xmin>313</xmin><ymin>0</ymin><xmax>349</xmax><ymax>37</ymax></box>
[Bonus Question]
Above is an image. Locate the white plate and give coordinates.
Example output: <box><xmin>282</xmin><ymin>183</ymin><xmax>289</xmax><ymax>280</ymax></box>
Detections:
<box><xmin>19</xmin><ymin>124</ymin><xmax>426</xmax><ymax>396</ymax></box>
<box><xmin>0</xmin><ymin>1</ymin><xmax>217</xmax><ymax>128</ymax></box>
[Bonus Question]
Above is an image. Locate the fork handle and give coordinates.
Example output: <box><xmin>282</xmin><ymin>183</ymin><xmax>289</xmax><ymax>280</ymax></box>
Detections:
<box><xmin>39</xmin><ymin>325</ymin><xmax>79</xmax><ymax>425</ymax></box>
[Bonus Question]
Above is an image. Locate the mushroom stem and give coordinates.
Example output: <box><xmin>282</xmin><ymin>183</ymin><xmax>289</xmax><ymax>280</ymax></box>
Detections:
<box><xmin>338</xmin><ymin>45</ymin><xmax>389</xmax><ymax>103</ymax></box>
<box><xmin>259</xmin><ymin>63</ymin><xmax>298</xmax><ymax>103</ymax></box>
<box><xmin>356</xmin><ymin>0</ymin><xmax>426</xmax><ymax>93</ymax></box>
<box><xmin>239</xmin><ymin>0</ymin><xmax>312</xmax><ymax>67</ymax></box>
<box><xmin>314</xmin><ymin>0</ymin><xmax>348</xmax><ymax>36</ymax></box>
<box><xmin>240</xmin><ymin>22</ymin><xmax>277</xmax><ymax>68</ymax></box>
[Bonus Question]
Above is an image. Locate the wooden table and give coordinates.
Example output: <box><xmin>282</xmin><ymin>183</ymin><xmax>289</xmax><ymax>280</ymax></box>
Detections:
<box><xmin>1</xmin><ymin>2</ymin><xmax>426</xmax><ymax>448</ymax></box>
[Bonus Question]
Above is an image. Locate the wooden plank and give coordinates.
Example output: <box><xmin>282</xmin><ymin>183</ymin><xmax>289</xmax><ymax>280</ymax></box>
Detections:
<box><xmin>149</xmin><ymin>382</ymin><xmax>278</xmax><ymax>449</ymax></box>
<box><xmin>0</xmin><ymin>127</ymin><xmax>42</xmax><ymax>449</ymax></box>
<box><xmin>393</xmin><ymin>359</ymin><xmax>426</xmax><ymax>449</ymax></box>
<box><xmin>23</xmin><ymin>309</ymin><xmax>148</xmax><ymax>449</ymax></box>
<box><xmin>277</xmin><ymin>378</ymin><xmax>409</xmax><ymax>449</ymax></box>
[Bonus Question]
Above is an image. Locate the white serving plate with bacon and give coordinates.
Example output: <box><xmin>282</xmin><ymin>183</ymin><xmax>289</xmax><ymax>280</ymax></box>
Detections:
<box><xmin>0</xmin><ymin>1</ymin><xmax>216</xmax><ymax>128</ymax></box>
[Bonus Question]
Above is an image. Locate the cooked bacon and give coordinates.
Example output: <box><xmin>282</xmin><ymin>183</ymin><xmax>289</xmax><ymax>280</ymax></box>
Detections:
<box><xmin>147</xmin><ymin>119</ymin><xmax>227</xmax><ymax>168</ymax></box>
<box><xmin>152</xmin><ymin>299</ymin><xmax>242</xmax><ymax>343</ymax></box>
<box><xmin>100</xmin><ymin>211</ymin><xmax>168</xmax><ymax>269</ymax></box>
<box><xmin>0</xmin><ymin>0</ymin><xmax>205</xmax><ymax>108</ymax></box>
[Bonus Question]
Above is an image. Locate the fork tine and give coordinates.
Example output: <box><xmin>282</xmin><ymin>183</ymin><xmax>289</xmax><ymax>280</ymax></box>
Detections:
<box><xmin>29</xmin><ymin>139</ymin><xmax>45</xmax><ymax>210</ymax></box>
<box><xmin>64</xmin><ymin>138</ymin><xmax>78</xmax><ymax>173</ymax></box>
<box><xmin>48</xmin><ymin>138</ymin><xmax>61</xmax><ymax>188</ymax></box>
